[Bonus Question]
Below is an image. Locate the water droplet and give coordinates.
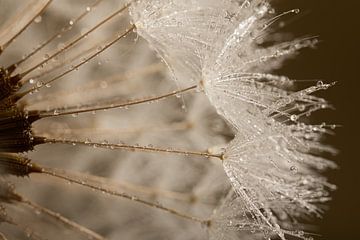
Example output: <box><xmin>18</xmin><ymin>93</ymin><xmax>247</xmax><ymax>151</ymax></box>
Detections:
<box><xmin>34</xmin><ymin>16</ymin><xmax>42</xmax><ymax>23</ymax></box>
<box><xmin>290</xmin><ymin>115</ymin><xmax>298</xmax><ymax>122</ymax></box>
<box><xmin>243</xmin><ymin>0</ymin><xmax>250</xmax><ymax>8</ymax></box>
<box><xmin>297</xmin><ymin>104</ymin><xmax>306</xmax><ymax>111</ymax></box>
<box><xmin>290</xmin><ymin>166</ymin><xmax>298</xmax><ymax>173</ymax></box>
<box><xmin>36</xmin><ymin>81</ymin><xmax>43</xmax><ymax>88</ymax></box>
<box><xmin>317</xmin><ymin>81</ymin><xmax>324</xmax><ymax>87</ymax></box>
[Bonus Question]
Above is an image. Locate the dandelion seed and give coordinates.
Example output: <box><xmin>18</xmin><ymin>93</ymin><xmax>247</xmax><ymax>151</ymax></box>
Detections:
<box><xmin>0</xmin><ymin>0</ymin><xmax>337</xmax><ymax>239</ymax></box>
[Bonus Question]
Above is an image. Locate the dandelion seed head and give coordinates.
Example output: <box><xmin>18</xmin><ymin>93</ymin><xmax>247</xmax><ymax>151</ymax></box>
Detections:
<box><xmin>221</xmin><ymin>122</ymin><xmax>336</xmax><ymax>236</ymax></box>
<box><xmin>0</xmin><ymin>0</ymin><xmax>337</xmax><ymax>239</ymax></box>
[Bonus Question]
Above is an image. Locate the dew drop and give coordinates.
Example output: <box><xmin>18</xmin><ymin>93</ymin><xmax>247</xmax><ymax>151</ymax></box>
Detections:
<box><xmin>34</xmin><ymin>16</ymin><xmax>42</xmax><ymax>23</ymax></box>
<box><xmin>290</xmin><ymin>166</ymin><xmax>298</xmax><ymax>173</ymax></box>
<box><xmin>36</xmin><ymin>81</ymin><xmax>43</xmax><ymax>88</ymax></box>
<box><xmin>316</xmin><ymin>80</ymin><xmax>324</xmax><ymax>87</ymax></box>
<box><xmin>290</xmin><ymin>115</ymin><xmax>298</xmax><ymax>122</ymax></box>
<box><xmin>297</xmin><ymin>104</ymin><xmax>306</xmax><ymax>111</ymax></box>
<box><xmin>243</xmin><ymin>0</ymin><xmax>250</xmax><ymax>8</ymax></box>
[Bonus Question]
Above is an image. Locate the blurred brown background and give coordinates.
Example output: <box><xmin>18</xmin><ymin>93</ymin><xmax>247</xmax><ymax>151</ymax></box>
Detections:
<box><xmin>274</xmin><ymin>1</ymin><xmax>358</xmax><ymax>239</ymax></box>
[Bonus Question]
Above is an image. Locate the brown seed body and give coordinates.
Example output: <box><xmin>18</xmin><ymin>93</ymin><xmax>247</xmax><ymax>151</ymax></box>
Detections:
<box><xmin>0</xmin><ymin>153</ymin><xmax>42</xmax><ymax>177</ymax></box>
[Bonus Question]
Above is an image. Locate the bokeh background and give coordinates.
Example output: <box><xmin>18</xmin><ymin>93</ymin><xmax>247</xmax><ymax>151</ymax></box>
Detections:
<box><xmin>275</xmin><ymin>1</ymin><xmax>357</xmax><ymax>239</ymax></box>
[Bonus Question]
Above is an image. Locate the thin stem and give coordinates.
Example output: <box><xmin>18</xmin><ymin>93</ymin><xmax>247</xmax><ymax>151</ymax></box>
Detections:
<box><xmin>0</xmin><ymin>232</ymin><xmax>7</xmax><ymax>240</ymax></box>
<box><xmin>0</xmin><ymin>0</ymin><xmax>53</xmax><ymax>52</ymax></box>
<box><xmin>17</xmin><ymin>25</ymin><xmax>135</xmax><ymax>99</ymax></box>
<box><xmin>26</xmin><ymin>63</ymin><xmax>164</xmax><ymax>107</ymax></box>
<box><xmin>19</xmin><ymin>196</ymin><xmax>106</xmax><ymax>240</ymax></box>
<box><xmin>39</xmin><ymin>121</ymin><xmax>193</xmax><ymax>138</ymax></box>
<box><xmin>37</xmin><ymin>84</ymin><xmax>197</xmax><ymax>118</ymax></box>
<box><xmin>18</xmin><ymin>2</ymin><xmax>131</xmax><ymax>79</ymax></box>
<box><xmin>39</xmin><ymin>167</ymin><xmax>209</xmax><ymax>225</ymax></box>
<box><xmin>118</xmin><ymin>181</ymin><xmax>196</xmax><ymax>203</ymax></box>
<box><xmin>33</xmin><ymin>168</ymin><xmax>196</xmax><ymax>203</ymax></box>
<box><xmin>41</xmin><ymin>138</ymin><xmax>223</xmax><ymax>160</ymax></box>
<box><xmin>21</xmin><ymin>37</ymin><xmax>103</xmax><ymax>85</ymax></box>
<box><xmin>2</xmin><ymin>216</ymin><xmax>45</xmax><ymax>240</ymax></box>
<box><xmin>9</xmin><ymin>0</ymin><xmax>104</xmax><ymax>70</ymax></box>
<box><xmin>255</xmin><ymin>9</ymin><xmax>300</xmax><ymax>40</ymax></box>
